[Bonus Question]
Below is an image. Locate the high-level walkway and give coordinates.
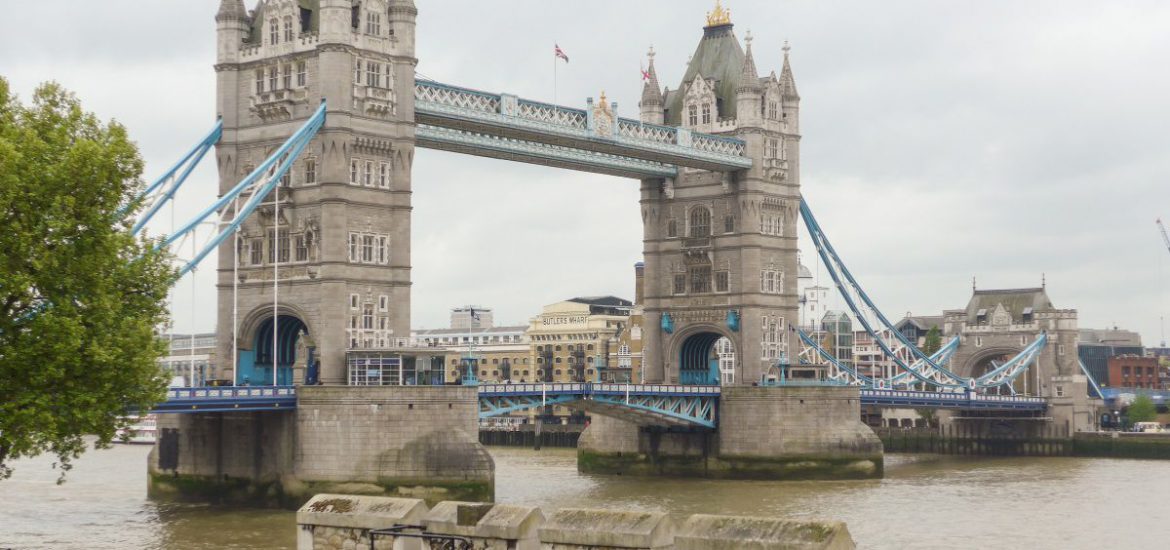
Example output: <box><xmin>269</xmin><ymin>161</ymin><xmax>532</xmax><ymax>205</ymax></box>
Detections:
<box><xmin>414</xmin><ymin>80</ymin><xmax>753</xmax><ymax>179</ymax></box>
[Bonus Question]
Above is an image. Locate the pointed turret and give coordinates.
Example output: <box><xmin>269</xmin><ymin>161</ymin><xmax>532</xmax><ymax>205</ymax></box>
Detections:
<box><xmin>780</xmin><ymin>41</ymin><xmax>800</xmax><ymax>134</ymax></box>
<box><xmin>215</xmin><ymin>0</ymin><xmax>249</xmax><ymax>64</ymax></box>
<box><xmin>780</xmin><ymin>41</ymin><xmax>799</xmax><ymax>101</ymax></box>
<box><xmin>736</xmin><ymin>31</ymin><xmax>763</xmax><ymax>126</ymax></box>
<box><xmin>640</xmin><ymin>46</ymin><xmax>664</xmax><ymax>124</ymax></box>
<box><xmin>216</xmin><ymin>0</ymin><xmax>247</xmax><ymax>21</ymax></box>
<box><xmin>737</xmin><ymin>31</ymin><xmax>761</xmax><ymax>92</ymax></box>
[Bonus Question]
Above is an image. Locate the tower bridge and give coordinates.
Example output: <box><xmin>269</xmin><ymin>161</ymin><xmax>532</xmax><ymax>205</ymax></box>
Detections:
<box><xmin>136</xmin><ymin>0</ymin><xmax>1099</xmax><ymax>506</ymax></box>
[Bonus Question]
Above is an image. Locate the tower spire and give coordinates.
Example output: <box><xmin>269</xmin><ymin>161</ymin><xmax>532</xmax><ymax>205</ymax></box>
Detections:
<box><xmin>640</xmin><ymin>45</ymin><xmax>664</xmax><ymax>124</ymax></box>
<box><xmin>780</xmin><ymin>40</ymin><xmax>800</xmax><ymax>100</ymax></box>
<box><xmin>737</xmin><ymin>30</ymin><xmax>761</xmax><ymax>91</ymax></box>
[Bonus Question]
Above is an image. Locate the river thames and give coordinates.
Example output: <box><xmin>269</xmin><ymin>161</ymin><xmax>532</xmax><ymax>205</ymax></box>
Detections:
<box><xmin>1</xmin><ymin>443</ymin><xmax>1168</xmax><ymax>549</ymax></box>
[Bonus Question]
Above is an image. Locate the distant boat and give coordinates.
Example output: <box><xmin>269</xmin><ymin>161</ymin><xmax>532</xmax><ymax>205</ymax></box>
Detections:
<box><xmin>115</xmin><ymin>414</ymin><xmax>158</xmax><ymax>444</ymax></box>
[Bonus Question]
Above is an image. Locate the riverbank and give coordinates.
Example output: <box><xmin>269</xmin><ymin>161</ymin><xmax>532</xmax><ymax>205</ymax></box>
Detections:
<box><xmin>876</xmin><ymin>427</ymin><xmax>1170</xmax><ymax>459</ymax></box>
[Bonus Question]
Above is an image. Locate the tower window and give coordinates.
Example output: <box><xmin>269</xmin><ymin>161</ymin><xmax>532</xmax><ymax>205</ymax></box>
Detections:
<box><xmin>667</xmin><ymin>219</ymin><xmax>677</xmax><ymax>238</ymax></box>
<box><xmin>255</xmin><ymin>69</ymin><xmax>264</xmax><ymax>94</ymax></box>
<box><xmin>354</xmin><ymin>60</ymin><xmax>363</xmax><ymax>85</ymax></box>
<box><xmin>350</xmin><ymin>158</ymin><xmax>360</xmax><ymax>185</ymax></box>
<box><xmin>701</xmin><ymin>103</ymin><xmax>711</xmax><ymax>124</ymax></box>
<box><xmin>283</xmin><ymin>16</ymin><xmax>294</xmax><ymax>42</ymax></box>
<box><xmin>378</xmin><ymin>162</ymin><xmax>390</xmax><ymax>188</ymax></box>
<box><xmin>687</xmin><ymin>104</ymin><xmax>698</xmax><ymax>126</ymax></box>
<box><xmin>366</xmin><ymin>12</ymin><xmax>382</xmax><ymax>36</ymax></box>
<box><xmin>689</xmin><ymin>206</ymin><xmax>711</xmax><ymax>237</ymax></box>
<box><xmin>366</xmin><ymin>62</ymin><xmax>382</xmax><ymax>88</ymax></box>
<box><xmin>304</xmin><ymin>158</ymin><xmax>316</xmax><ymax>184</ymax></box>
<box><xmin>294</xmin><ymin>234</ymin><xmax>308</xmax><ymax>262</ymax></box>
<box><xmin>269</xmin><ymin>19</ymin><xmax>279</xmax><ymax>45</ymax></box>
<box><xmin>363</xmin><ymin>160</ymin><xmax>373</xmax><ymax>186</ymax></box>
<box><xmin>724</xmin><ymin>215</ymin><xmax>734</xmax><ymax>233</ymax></box>
<box><xmin>296</xmin><ymin>62</ymin><xmax>307</xmax><ymax>87</ymax></box>
<box><xmin>689</xmin><ymin>265</ymin><xmax>712</xmax><ymax>294</ymax></box>
<box><xmin>673</xmin><ymin>274</ymin><xmax>686</xmax><ymax>295</ymax></box>
<box><xmin>282</xmin><ymin>65</ymin><xmax>292</xmax><ymax>90</ymax></box>
<box><xmin>268</xmin><ymin>67</ymin><xmax>278</xmax><ymax>92</ymax></box>
<box><xmin>715</xmin><ymin>270</ymin><xmax>730</xmax><ymax>292</ymax></box>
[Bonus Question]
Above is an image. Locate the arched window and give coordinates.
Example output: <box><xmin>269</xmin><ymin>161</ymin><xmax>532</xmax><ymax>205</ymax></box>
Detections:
<box><xmin>701</xmin><ymin>103</ymin><xmax>711</xmax><ymax>124</ymax></box>
<box><xmin>283</xmin><ymin>16</ymin><xmax>294</xmax><ymax>42</ymax></box>
<box><xmin>667</xmin><ymin>219</ymin><xmax>678</xmax><ymax>238</ymax></box>
<box><xmin>687</xmin><ymin>104</ymin><xmax>698</xmax><ymax>126</ymax></box>
<box><xmin>269</xmin><ymin>19</ymin><xmax>279</xmax><ymax>45</ymax></box>
<box><xmin>689</xmin><ymin>206</ymin><xmax>711</xmax><ymax>237</ymax></box>
<box><xmin>724</xmin><ymin>215</ymin><xmax>734</xmax><ymax>233</ymax></box>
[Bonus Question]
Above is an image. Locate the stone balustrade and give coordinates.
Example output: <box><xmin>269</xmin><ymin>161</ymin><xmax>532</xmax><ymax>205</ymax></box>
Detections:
<box><xmin>297</xmin><ymin>494</ymin><xmax>856</xmax><ymax>550</ymax></box>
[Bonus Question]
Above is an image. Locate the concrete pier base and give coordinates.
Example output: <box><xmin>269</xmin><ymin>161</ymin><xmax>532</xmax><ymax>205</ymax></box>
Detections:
<box><xmin>578</xmin><ymin>386</ymin><xmax>883</xmax><ymax>480</ymax></box>
<box><xmin>148</xmin><ymin>386</ymin><xmax>494</xmax><ymax>508</ymax></box>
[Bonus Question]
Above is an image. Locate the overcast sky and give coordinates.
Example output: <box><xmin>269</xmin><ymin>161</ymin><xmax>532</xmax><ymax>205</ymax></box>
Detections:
<box><xmin>3</xmin><ymin>1</ymin><xmax>1169</xmax><ymax>344</ymax></box>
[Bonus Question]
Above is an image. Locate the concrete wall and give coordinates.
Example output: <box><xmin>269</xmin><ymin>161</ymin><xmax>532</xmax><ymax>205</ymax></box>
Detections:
<box><xmin>294</xmin><ymin>385</ymin><xmax>494</xmax><ymax>503</ymax></box>
<box><xmin>578</xmin><ymin>386</ymin><xmax>882</xmax><ymax>480</ymax></box>
<box><xmin>148</xmin><ymin>411</ymin><xmax>296</xmax><ymax>506</ymax></box>
<box><xmin>296</xmin><ymin>495</ymin><xmax>856</xmax><ymax>549</ymax></box>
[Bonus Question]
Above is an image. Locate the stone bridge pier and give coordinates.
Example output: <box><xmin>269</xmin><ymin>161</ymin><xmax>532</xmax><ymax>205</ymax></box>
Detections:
<box><xmin>148</xmin><ymin>386</ymin><xmax>494</xmax><ymax>508</ymax></box>
<box><xmin>578</xmin><ymin>386</ymin><xmax>883</xmax><ymax>480</ymax></box>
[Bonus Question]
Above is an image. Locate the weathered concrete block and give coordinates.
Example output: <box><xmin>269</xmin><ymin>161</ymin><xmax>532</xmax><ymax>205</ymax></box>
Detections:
<box><xmin>424</xmin><ymin>501</ymin><xmax>544</xmax><ymax>550</ymax></box>
<box><xmin>674</xmin><ymin>514</ymin><xmax>855</xmax><ymax>549</ymax></box>
<box><xmin>539</xmin><ymin>508</ymin><xmax>674</xmax><ymax>549</ymax></box>
<box><xmin>296</xmin><ymin>494</ymin><xmax>428</xmax><ymax>550</ymax></box>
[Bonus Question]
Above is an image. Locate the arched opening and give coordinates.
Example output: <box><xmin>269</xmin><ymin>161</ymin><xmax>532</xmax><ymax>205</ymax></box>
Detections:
<box><xmin>238</xmin><ymin>314</ymin><xmax>309</xmax><ymax>386</ymax></box>
<box><xmin>967</xmin><ymin>347</ymin><xmax>1025</xmax><ymax>395</ymax></box>
<box><xmin>678</xmin><ymin>331</ymin><xmax>731</xmax><ymax>385</ymax></box>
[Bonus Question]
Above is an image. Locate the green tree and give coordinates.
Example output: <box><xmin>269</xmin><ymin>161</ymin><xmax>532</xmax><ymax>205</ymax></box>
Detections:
<box><xmin>0</xmin><ymin>77</ymin><xmax>174</xmax><ymax>481</ymax></box>
<box><xmin>923</xmin><ymin>326</ymin><xmax>942</xmax><ymax>355</ymax></box>
<box><xmin>1127</xmin><ymin>395</ymin><xmax>1157</xmax><ymax>424</ymax></box>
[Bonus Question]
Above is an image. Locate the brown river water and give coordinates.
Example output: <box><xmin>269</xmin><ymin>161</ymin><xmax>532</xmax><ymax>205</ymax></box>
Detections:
<box><xmin>1</xmin><ymin>443</ymin><xmax>1168</xmax><ymax>549</ymax></box>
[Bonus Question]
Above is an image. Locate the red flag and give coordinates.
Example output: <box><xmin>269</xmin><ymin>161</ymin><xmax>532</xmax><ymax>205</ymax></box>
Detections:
<box><xmin>555</xmin><ymin>44</ymin><xmax>569</xmax><ymax>63</ymax></box>
<box><xmin>641</xmin><ymin>64</ymin><xmax>651</xmax><ymax>81</ymax></box>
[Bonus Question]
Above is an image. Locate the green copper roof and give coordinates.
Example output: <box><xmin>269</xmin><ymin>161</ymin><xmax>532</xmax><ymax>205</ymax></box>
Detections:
<box><xmin>965</xmin><ymin>288</ymin><xmax>1054</xmax><ymax>323</ymax></box>
<box><xmin>664</xmin><ymin>24</ymin><xmax>745</xmax><ymax>126</ymax></box>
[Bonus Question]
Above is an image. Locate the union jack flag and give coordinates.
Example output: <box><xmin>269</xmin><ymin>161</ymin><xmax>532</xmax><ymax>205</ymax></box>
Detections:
<box><xmin>554</xmin><ymin>44</ymin><xmax>569</xmax><ymax>63</ymax></box>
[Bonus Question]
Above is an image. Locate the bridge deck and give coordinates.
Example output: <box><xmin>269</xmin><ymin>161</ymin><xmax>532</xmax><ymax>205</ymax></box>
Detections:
<box><xmin>151</xmin><ymin>385</ymin><xmax>1047</xmax><ymax>417</ymax></box>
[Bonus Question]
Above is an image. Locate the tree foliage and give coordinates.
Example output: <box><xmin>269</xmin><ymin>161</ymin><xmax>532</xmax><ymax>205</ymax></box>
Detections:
<box><xmin>923</xmin><ymin>326</ymin><xmax>942</xmax><ymax>356</ymax></box>
<box><xmin>1127</xmin><ymin>395</ymin><xmax>1157</xmax><ymax>424</ymax></box>
<box><xmin>0</xmin><ymin>77</ymin><xmax>175</xmax><ymax>481</ymax></box>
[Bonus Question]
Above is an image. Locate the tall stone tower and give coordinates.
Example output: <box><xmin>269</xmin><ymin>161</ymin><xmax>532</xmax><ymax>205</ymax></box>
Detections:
<box><xmin>213</xmin><ymin>0</ymin><xmax>417</xmax><ymax>385</ymax></box>
<box><xmin>639</xmin><ymin>5</ymin><xmax>801</xmax><ymax>385</ymax></box>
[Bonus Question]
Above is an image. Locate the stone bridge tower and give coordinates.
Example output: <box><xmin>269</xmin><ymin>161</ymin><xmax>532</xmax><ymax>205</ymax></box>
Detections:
<box><xmin>639</xmin><ymin>6</ymin><xmax>801</xmax><ymax>385</ymax></box>
<box><xmin>945</xmin><ymin>286</ymin><xmax>1097</xmax><ymax>431</ymax></box>
<box><xmin>213</xmin><ymin>0</ymin><xmax>417</xmax><ymax>385</ymax></box>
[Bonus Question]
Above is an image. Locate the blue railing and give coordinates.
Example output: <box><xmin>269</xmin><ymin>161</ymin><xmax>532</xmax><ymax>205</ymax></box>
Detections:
<box><xmin>152</xmin><ymin>385</ymin><xmax>297</xmax><ymax>414</ymax></box>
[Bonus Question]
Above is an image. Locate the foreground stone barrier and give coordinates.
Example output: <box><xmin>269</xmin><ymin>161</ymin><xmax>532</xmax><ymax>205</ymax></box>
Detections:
<box><xmin>540</xmin><ymin>508</ymin><xmax>674</xmax><ymax>549</ymax></box>
<box><xmin>675</xmin><ymin>514</ymin><xmax>855</xmax><ymax>550</ymax></box>
<box><xmin>425</xmin><ymin>501</ymin><xmax>544</xmax><ymax>549</ymax></box>
<box><xmin>296</xmin><ymin>496</ymin><xmax>856</xmax><ymax>549</ymax></box>
<box><xmin>296</xmin><ymin>494</ymin><xmax>427</xmax><ymax>550</ymax></box>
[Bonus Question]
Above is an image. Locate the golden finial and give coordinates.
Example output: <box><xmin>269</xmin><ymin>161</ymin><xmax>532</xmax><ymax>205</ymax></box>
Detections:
<box><xmin>706</xmin><ymin>0</ymin><xmax>731</xmax><ymax>27</ymax></box>
<box><xmin>600</xmin><ymin>90</ymin><xmax>607</xmax><ymax>105</ymax></box>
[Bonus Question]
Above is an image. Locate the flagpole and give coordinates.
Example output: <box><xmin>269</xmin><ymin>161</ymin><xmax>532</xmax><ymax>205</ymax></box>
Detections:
<box><xmin>553</xmin><ymin>47</ymin><xmax>558</xmax><ymax>106</ymax></box>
